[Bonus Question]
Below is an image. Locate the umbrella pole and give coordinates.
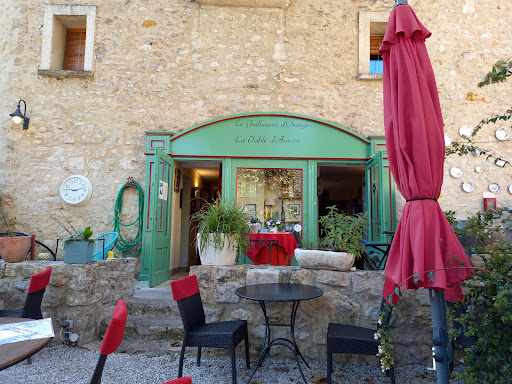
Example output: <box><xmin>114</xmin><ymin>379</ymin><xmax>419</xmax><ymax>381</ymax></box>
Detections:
<box><xmin>429</xmin><ymin>289</ymin><xmax>453</xmax><ymax>384</ymax></box>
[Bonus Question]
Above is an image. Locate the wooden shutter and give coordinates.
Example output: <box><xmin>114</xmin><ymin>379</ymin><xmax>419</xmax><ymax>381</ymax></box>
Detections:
<box><xmin>370</xmin><ymin>35</ymin><xmax>384</xmax><ymax>55</ymax></box>
<box><xmin>63</xmin><ymin>29</ymin><xmax>86</xmax><ymax>71</ymax></box>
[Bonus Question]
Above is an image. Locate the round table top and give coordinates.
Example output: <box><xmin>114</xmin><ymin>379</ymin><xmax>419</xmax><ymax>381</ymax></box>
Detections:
<box><xmin>0</xmin><ymin>317</ymin><xmax>53</xmax><ymax>371</ymax></box>
<box><xmin>235</xmin><ymin>283</ymin><xmax>323</xmax><ymax>302</ymax></box>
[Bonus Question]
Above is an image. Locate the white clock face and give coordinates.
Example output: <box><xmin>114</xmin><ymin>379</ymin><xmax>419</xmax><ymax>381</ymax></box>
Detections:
<box><xmin>60</xmin><ymin>175</ymin><xmax>92</xmax><ymax>206</ymax></box>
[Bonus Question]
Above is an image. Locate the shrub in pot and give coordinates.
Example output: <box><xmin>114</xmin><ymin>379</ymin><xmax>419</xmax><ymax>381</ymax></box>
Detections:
<box><xmin>294</xmin><ymin>205</ymin><xmax>368</xmax><ymax>271</ymax></box>
<box><xmin>191</xmin><ymin>199</ymin><xmax>250</xmax><ymax>265</ymax></box>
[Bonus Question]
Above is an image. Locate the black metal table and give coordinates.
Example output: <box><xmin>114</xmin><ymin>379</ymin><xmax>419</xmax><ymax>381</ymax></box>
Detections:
<box><xmin>235</xmin><ymin>283</ymin><xmax>323</xmax><ymax>384</ymax></box>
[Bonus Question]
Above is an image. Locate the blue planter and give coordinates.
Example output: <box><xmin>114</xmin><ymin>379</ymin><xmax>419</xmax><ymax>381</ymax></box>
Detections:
<box><xmin>64</xmin><ymin>241</ymin><xmax>94</xmax><ymax>264</ymax></box>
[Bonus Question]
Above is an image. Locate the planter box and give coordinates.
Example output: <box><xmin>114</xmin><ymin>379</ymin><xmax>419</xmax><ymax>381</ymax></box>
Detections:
<box><xmin>64</xmin><ymin>241</ymin><xmax>94</xmax><ymax>264</ymax></box>
<box><xmin>294</xmin><ymin>249</ymin><xmax>355</xmax><ymax>271</ymax></box>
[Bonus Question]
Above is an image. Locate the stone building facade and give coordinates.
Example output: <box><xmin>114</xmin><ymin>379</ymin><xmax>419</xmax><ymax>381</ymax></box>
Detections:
<box><xmin>0</xmin><ymin>0</ymin><xmax>511</xmax><ymax>254</ymax></box>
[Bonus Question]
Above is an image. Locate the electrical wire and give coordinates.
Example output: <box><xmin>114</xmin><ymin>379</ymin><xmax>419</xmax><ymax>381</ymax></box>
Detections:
<box><xmin>114</xmin><ymin>179</ymin><xmax>144</xmax><ymax>257</ymax></box>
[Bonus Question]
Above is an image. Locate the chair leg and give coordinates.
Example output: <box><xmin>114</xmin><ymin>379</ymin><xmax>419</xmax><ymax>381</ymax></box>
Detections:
<box><xmin>178</xmin><ymin>344</ymin><xmax>186</xmax><ymax>377</ymax></box>
<box><xmin>388</xmin><ymin>366</ymin><xmax>396</xmax><ymax>384</ymax></box>
<box><xmin>197</xmin><ymin>347</ymin><xmax>201</xmax><ymax>366</ymax></box>
<box><xmin>327</xmin><ymin>351</ymin><xmax>332</xmax><ymax>384</ymax></box>
<box><xmin>245</xmin><ymin>333</ymin><xmax>250</xmax><ymax>370</ymax></box>
<box><xmin>230</xmin><ymin>347</ymin><xmax>237</xmax><ymax>384</ymax></box>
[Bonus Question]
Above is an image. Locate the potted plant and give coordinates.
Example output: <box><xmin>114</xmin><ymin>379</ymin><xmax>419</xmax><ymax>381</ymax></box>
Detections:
<box><xmin>0</xmin><ymin>189</ymin><xmax>31</xmax><ymax>263</ymax></box>
<box><xmin>294</xmin><ymin>205</ymin><xmax>368</xmax><ymax>271</ymax></box>
<box><xmin>64</xmin><ymin>226</ymin><xmax>95</xmax><ymax>264</ymax></box>
<box><xmin>191</xmin><ymin>199</ymin><xmax>250</xmax><ymax>265</ymax></box>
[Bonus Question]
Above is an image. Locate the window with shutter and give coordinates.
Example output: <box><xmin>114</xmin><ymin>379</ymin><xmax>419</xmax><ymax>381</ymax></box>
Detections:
<box><xmin>63</xmin><ymin>29</ymin><xmax>86</xmax><ymax>71</ymax></box>
<box><xmin>369</xmin><ymin>35</ymin><xmax>384</xmax><ymax>74</ymax></box>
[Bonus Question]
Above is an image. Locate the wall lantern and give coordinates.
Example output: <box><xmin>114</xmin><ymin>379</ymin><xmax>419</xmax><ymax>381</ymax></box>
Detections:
<box><xmin>10</xmin><ymin>99</ymin><xmax>30</xmax><ymax>130</ymax></box>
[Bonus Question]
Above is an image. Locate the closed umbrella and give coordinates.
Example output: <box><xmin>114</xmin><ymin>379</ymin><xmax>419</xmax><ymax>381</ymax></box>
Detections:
<box><xmin>380</xmin><ymin>2</ymin><xmax>473</xmax><ymax>382</ymax></box>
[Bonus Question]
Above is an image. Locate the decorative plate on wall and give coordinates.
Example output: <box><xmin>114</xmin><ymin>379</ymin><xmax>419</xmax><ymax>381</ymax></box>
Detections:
<box><xmin>489</xmin><ymin>183</ymin><xmax>501</xmax><ymax>193</ymax></box>
<box><xmin>495</xmin><ymin>127</ymin><xmax>510</xmax><ymax>141</ymax></box>
<box><xmin>449</xmin><ymin>166</ymin><xmax>463</xmax><ymax>178</ymax></box>
<box><xmin>444</xmin><ymin>134</ymin><xmax>452</xmax><ymax>146</ymax></box>
<box><xmin>459</xmin><ymin>125</ymin><xmax>474</xmax><ymax>138</ymax></box>
<box><xmin>509</xmin><ymin>185</ymin><xmax>512</xmax><ymax>194</ymax></box>
<box><xmin>474</xmin><ymin>165</ymin><xmax>484</xmax><ymax>173</ymax></box>
<box><xmin>462</xmin><ymin>181</ymin><xmax>474</xmax><ymax>192</ymax></box>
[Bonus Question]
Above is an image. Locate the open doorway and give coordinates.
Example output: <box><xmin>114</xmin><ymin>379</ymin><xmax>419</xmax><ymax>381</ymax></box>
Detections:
<box><xmin>176</xmin><ymin>161</ymin><xmax>221</xmax><ymax>270</ymax></box>
<box><xmin>317</xmin><ymin>163</ymin><xmax>365</xmax><ymax>224</ymax></box>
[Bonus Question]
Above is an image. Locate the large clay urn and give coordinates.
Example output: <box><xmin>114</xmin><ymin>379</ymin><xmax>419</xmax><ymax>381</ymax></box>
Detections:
<box><xmin>0</xmin><ymin>236</ymin><xmax>31</xmax><ymax>262</ymax></box>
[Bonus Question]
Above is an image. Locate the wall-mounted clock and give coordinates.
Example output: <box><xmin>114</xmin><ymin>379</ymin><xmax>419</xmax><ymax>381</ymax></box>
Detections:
<box><xmin>60</xmin><ymin>175</ymin><xmax>93</xmax><ymax>206</ymax></box>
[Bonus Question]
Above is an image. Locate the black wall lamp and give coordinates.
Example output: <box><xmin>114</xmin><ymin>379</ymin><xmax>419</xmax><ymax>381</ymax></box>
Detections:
<box><xmin>10</xmin><ymin>99</ymin><xmax>30</xmax><ymax>130</ymax></box>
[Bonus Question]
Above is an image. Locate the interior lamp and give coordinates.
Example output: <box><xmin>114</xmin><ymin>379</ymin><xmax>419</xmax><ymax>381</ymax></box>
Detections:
<box><xmin>10</xmin><ymin>99</ymin><xmax>30</xmax><ymax>130</ymax></box>
<box><xmin>265</xmin><ymin>198</ymin><xmax>276</xmax><ymax>206</ymax></box>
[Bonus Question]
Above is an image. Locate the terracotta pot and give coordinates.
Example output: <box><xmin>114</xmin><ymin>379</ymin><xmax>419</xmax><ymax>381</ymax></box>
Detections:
<box><xmin>0</xmin><ymin>236</ymin><xmax>31</xmax><ymax>262</ymax></box>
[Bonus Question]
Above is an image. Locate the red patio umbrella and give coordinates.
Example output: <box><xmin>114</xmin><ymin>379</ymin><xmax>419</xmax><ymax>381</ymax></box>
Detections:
<box><xmin>380</xmin><ymin>2</ymin><xmax>473</xmax><ymax>382</ymax></box>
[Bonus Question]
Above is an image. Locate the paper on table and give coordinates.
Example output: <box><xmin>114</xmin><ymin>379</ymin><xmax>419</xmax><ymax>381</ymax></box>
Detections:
<box><xmin>0</xmin><ymin>318</ymin><xmax>54</xmax><ymax>345</ymax></box>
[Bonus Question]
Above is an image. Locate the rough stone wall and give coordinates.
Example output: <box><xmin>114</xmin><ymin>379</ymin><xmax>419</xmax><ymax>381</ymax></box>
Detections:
<box><xmin>0</xmin><ymin>0</ymin><xmax>511</xmax><ymax>246</ymax></box>
<box><xmin>191</xmin><ymin>265</ymin><xmax>437</xmax><ymax>366</ymax></box>
<box><xmin>0</xmin><ymin>259</ymin><xmax>137</xmax><ymax>344</ymax></box>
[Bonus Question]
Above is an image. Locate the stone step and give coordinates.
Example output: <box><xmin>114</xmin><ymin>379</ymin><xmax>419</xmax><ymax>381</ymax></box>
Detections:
<box><xmin>124</xmin><ymin>314</ymin><xmax>183</xmax><ymax>341</ymax></box>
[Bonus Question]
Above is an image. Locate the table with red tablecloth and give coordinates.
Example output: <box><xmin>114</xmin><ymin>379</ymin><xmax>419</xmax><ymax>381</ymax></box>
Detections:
<box><xmin>246</xmin><ymin>233</ymin><xmax>298</xmax><ymax>266</ymax></box>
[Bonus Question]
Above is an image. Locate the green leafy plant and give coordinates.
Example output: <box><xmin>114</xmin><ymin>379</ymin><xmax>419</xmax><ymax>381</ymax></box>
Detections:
<box><xmin>51</xmin><ymin>208</ymin><xmax>94</xmax><ymax>243</ymax></box>
<box><xmin>0</xmin><ymin>189</ymin><xmax>15</xmax><ymax>237</ymax></box>
<box><xmin>318</xmin><ymin>205</ymin><xmax>368</xmax><ymax>258</ymax></box>
<box><xmin>375</xmin><ymin>310</ymin><xmax>394</xmax><ymax>373</ymax></box>
<box><xmin>191</xmin><ymin>199</ymin><xmax>250</xmax><ymax>255</ymax></box>
<box><xmin>63</xmin><ymin>226</ymin><xmax>94</xmax><ymax>243</ymax></box>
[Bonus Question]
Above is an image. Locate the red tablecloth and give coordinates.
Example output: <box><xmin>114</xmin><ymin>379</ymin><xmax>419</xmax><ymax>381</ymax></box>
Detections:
<box><xmin>246</xmin><ymin>233</ymin><xmax>298</xmax><ymax>266</ymax></box>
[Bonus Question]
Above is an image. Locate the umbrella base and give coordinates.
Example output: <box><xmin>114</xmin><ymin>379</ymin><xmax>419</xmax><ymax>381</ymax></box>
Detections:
<box><xmin>429</xmin><ymin>289</ymin><xmax>453</xmax><ymax>384</ymax></box>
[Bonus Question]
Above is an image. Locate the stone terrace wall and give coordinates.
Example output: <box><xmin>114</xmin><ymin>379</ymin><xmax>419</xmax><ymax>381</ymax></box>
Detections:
<box><xmin>0</xmin><ymin>259</ymin><xmax>137</xmax><ymax>345</ymax></box>
<box><xmin>191</xmin><ymin>265</ymin><xmax>436</xmax><ymax>366</ymax></box>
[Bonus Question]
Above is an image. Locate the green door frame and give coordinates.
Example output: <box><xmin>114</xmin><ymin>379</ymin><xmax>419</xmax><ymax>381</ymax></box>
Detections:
<box><xmin>149</xmin><ymin>148</ymin><xmax>173</xmax><ymax>287</ymax></box>
<box><xmin>143</xmin><ymin>113</ymin><xmax>396</xmax><ymax>278</ymax></box>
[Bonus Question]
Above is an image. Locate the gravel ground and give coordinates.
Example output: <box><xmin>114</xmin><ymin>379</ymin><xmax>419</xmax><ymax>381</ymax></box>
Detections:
<box><xmin>0</xmin><ymin>344</ymin><xmax>466</xmax><ymax>384</ymax></box>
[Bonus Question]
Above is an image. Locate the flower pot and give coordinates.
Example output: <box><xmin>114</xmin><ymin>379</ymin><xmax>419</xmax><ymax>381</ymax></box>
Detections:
<box><xmin>269</xmin><ymin>227</ymin><xmax>277</xmax><ymax>233</ymax></box>
<box><xmin>64</xmin><ymin>241</ymin><xmax>94</xmax><ymax>264</ymax></box>
<box><xmin>197</xmin><ymin>233</ymin><xmax>237</xmax><ymax>265</ymax></box>
<box><xmin>294</xmin><ymin>249</ymin><xmax>355</xmax><ymax>271</ymax></box>
<box><xmin>0</xmin><ymin>236</ymin><xmax>31</xmax><ymax>262</ymax></box>
<box><xmin>250</xmin><ymin>226</ymin><xmax>259</xmax><ymax>234</ymax></box>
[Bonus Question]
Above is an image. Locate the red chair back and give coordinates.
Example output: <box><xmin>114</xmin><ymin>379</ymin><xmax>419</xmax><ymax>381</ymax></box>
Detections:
<box><xmin>171</xmin><ymin>275</ymin><xmax>199</xmax><ymax>301</ymax></box>
<box><xmin>28</xmin><ymin>266</ymin><xmax>52</xmax><ymax>293</ymax></box>
<box><xmin>100</xmin><ymin>300</ymin><xmax>127</xmax><ymax>355</ymax></box>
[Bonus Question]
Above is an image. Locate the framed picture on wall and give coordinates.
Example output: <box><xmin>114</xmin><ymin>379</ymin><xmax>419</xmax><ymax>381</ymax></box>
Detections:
<box><xmin>245</xmin><ymin>204</ymin><xmax>257</xmax><ymax>218</ymax></box>
<box><xmin>174</xmin><ymin>168</ymin><xmax>181</xmax><ymax>193</ymax></box>
<box><xmin>240</xmin><ymin>180</ymin><xmax>256</xmax><ymax>198</ymax></box>
<box><xmin>289</xmin><ymin>203</ymin><xmax>300</xmax><ymax>216</ymax></box>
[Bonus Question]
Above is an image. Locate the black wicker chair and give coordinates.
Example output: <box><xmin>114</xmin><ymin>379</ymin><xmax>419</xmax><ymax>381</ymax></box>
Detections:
<box><xmin>327</xmin><ymin>298</ymin><xmax>395</xmax><ymax>384</ymax></box>
<box><xmin>171</xmin><ymin>275</ymin><xmax>250</xmax><ymax>384</ymax></box>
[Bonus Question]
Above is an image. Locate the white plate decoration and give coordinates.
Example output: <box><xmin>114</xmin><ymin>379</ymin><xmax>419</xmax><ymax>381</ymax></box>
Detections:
<box><xmin>489</xmin><ymin>183</ymin><xmax>500</xmax><ymax>193</ymax></box>
<box><xmin>444</xmin><ymin>134</ymin><xmax>452</xmax><ymax>147</ymax></box>
<box><xmin>459</xmin><ymin>125</ymin><xmax>474</xmax><ymax>138</ymax></box>
<box><xmin>449</xmin><ymin>166</ymin><xmax>463</xmax><ymax>178</ymax></box>
<box><xmin>474</xmin><ymin>165</ymin><xmax>483</xmax><ymax>173</ymax></box>
<box><xmin>495</xmin><ymin>127</ymin><xmax>510</xmax><ymax>141</ymax></box>
<box><xmin>462</xmin><ymin>181</ymin><xmax>474</xmax><ymax>192</ymax></box>
<box><xmin>509</xmin><ymin>185</ymin><xmax>512</xmax><ymax>194</ymax></box>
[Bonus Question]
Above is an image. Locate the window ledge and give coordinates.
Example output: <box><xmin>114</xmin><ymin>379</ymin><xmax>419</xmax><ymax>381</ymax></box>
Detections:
<box><xmin>197</xmin><ymin>0</ymin><xmax>290</xmax><ymax>8</ymax></box>
<box><xmin>357</xmin><ymin>73</ymin><xmax>383</xmax><ymax>80</ymax></box>
<box><xmin>38</xmin><ymin>69</ymin><xmax>93</xmax><ymax>78</ymax></box>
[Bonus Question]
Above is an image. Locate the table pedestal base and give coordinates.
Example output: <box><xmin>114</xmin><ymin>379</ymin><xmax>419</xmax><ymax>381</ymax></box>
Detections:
<box><xmin>245</xmin><ymin>300</ymin><xmax>310</xmax><ymax>384</ymax></box>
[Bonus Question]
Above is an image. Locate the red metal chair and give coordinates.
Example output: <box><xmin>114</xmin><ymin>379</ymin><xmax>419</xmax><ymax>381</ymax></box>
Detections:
<box><xmin>0</xmin><ymin>266</ymin><xmax>52</xmax><ymax>319</ymax></box>
<box><xmin>90</xmin><ymin>300</ymin><xmax>127</xmax><ymax>384</ymax></box>
<box><xmin>162</xmin><ymin>378</ymin><xmax>192</xmax><ymax>384</ymax></box>
<box><xmin>171</xmin><ymin>275</ymin><xmax>250</xmax><ymax>384</ymax></box>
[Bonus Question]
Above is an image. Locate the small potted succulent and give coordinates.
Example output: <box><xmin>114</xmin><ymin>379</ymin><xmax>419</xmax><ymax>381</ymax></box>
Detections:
<box><xmin>64</xmin><ymin>226</ymin><xmax>95</xmax><ymax>264</ymax></box>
